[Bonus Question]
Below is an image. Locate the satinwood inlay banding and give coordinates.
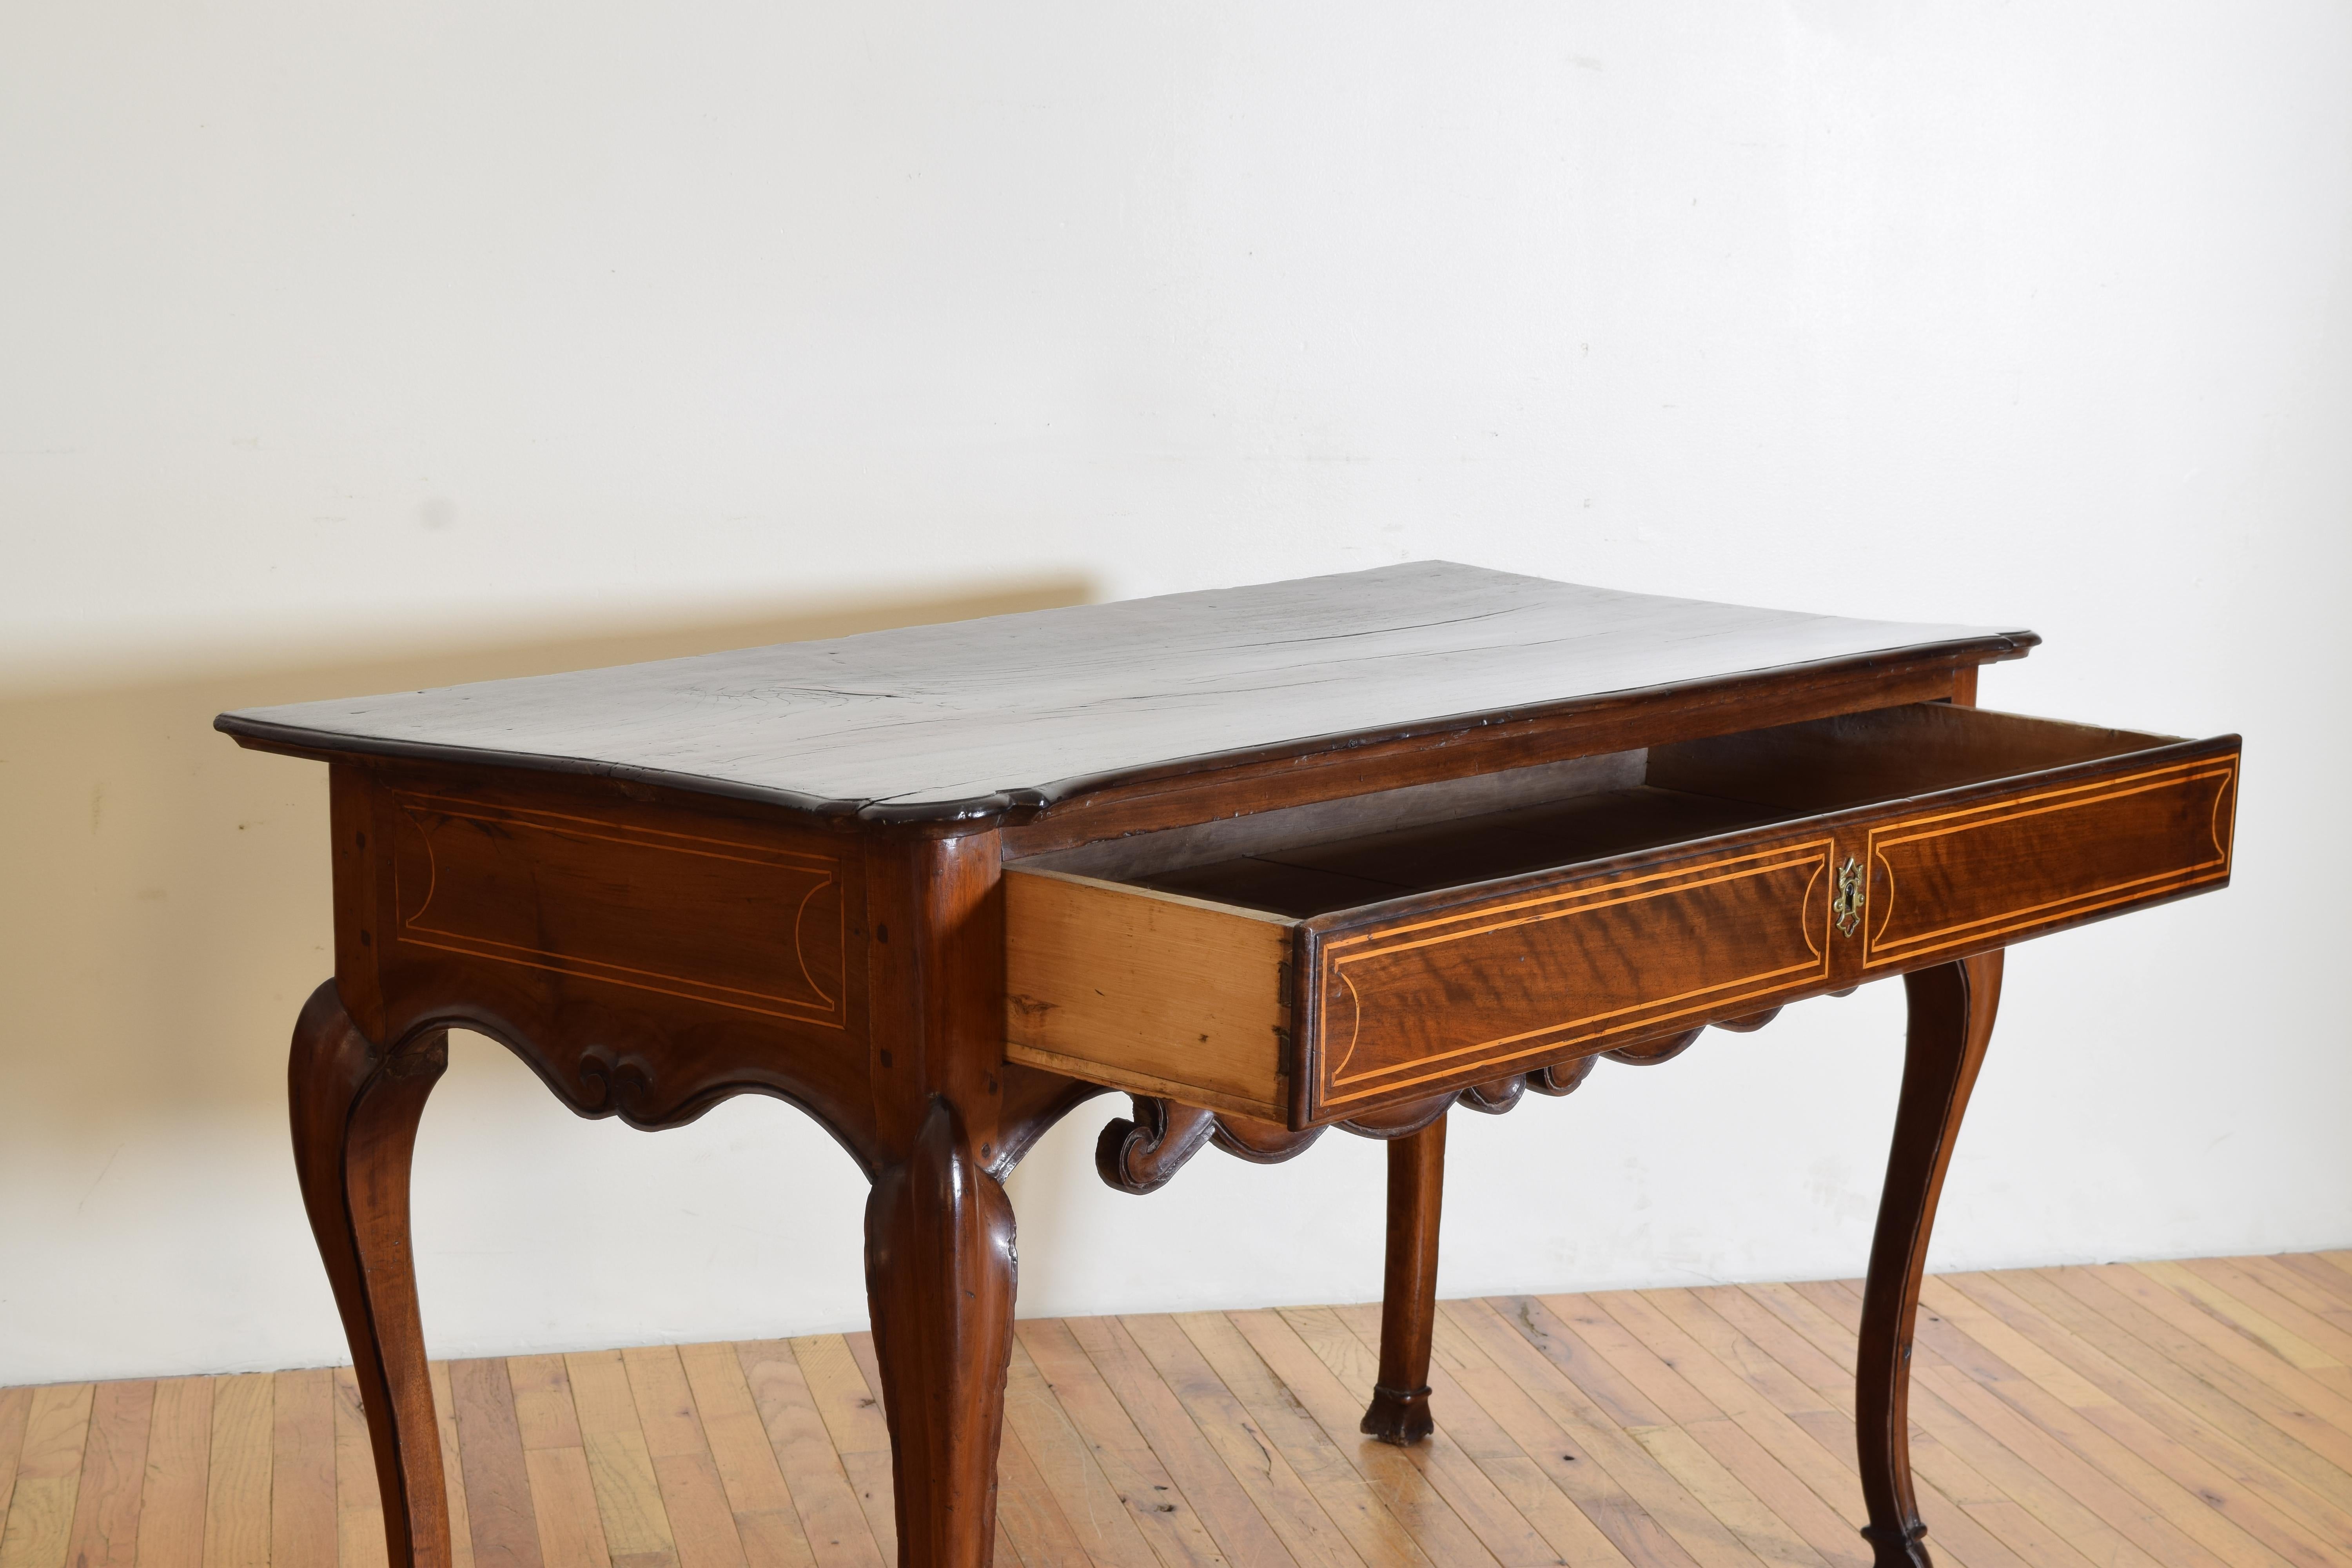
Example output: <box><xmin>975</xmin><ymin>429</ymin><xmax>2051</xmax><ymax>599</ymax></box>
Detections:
<box><xmin>391</xmin><ymin>792</ymin><xmax>845</xmax><ymax>1024</ymax></box>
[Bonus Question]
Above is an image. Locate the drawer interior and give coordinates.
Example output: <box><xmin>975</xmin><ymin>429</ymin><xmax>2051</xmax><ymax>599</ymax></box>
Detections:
<box><xmin>1018</xmin><ymin>704</ymin><xmax>2170</xmax><ymax>918</ymax></box>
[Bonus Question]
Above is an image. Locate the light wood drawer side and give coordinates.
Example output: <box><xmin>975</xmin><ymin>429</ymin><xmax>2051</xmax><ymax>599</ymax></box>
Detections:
<box><xmin>1004</xmin><ymin>868</ymin><xmax>1292</xmax><ymax>1122</ymax></box>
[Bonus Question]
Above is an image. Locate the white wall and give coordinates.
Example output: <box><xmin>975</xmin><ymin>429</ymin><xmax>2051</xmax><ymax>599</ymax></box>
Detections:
<box><xmin>3</xmin><ymin>1</ymin><xmax>2348</xmax><ymax>1385</ymax></box>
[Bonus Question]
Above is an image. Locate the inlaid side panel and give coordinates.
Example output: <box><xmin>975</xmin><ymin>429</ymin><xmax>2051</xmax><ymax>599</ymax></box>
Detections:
<box><xmin>1307</xmin><ymin>840</ymin><xmax>1833</xmax><ymax>1118</ymax></box>
<box><xmin>388</xmin><ymin>791</ymin><xmax>846</xmax><ymax>1026</ymax></box>
<box><xmin>1863</xmin><ymin>755</ymin><xmax>2238</xmax><ymax>969</ymax></box>
<box><xmin>330</xmin><ymin>760</ymin><xmax>878</xmax><ymax>1154</ymax></box>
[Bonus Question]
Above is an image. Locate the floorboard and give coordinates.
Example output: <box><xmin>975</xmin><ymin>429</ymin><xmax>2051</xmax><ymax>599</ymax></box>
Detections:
<box><xmin>4</xmin><ymin>1257</ymin><xmax>2349</xmax><ymax>1567</ymax></box>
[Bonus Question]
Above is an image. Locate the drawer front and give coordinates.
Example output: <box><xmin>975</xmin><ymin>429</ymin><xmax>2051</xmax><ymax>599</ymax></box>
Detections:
<box><xmin>1863</xmin><ymin>755</ymin><xmax>2237</xmax><ymax>969</ymax></box>
<box><xmin>1302</xmin><ymin>838</ymin><xmax>1834</xmax><ymax>1120</ymax></box>
<box><xmin>1298</xmin><ymin>737</ymin><xmax>2239</xmax><ymax>1124</ymax></box>
<box><xmin>1007</xmin><ymin>726</ymin><xmax>2238</xmax><ymax>1129</ymax></box>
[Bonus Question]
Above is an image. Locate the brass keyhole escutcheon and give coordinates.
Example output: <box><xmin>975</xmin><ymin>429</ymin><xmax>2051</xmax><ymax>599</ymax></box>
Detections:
<box><xmin>1833</xmin><ymin>856</ymin><xmax>1866</xmax><ymax>938</ymax></box>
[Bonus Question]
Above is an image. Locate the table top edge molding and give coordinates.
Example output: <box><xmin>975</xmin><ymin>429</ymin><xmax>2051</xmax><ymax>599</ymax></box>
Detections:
<box><xmin>215</xmin><ymin>631</ymin><xmax>2036</xmax><ymax>831</ymax></box>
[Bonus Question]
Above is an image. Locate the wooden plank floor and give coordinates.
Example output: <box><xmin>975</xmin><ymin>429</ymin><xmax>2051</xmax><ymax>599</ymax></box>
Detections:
<box><xmin>7</xmin><ymin>1254</ymin><xmax>2352</xmax><ymax>1568</ymax></box>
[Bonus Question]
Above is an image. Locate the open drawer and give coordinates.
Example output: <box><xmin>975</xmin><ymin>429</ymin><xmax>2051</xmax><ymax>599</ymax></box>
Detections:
<box><xmin>1004</xmin><ymin>704</ymin><xmax>2239</xmax><ymax>1128</ymax></box>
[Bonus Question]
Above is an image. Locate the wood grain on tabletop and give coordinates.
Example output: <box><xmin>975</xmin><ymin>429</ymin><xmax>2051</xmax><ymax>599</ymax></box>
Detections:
<box><xmin>215</xmin><ymin>563</ymin><xmax>2033</xmax><ymax>815</ymax></box>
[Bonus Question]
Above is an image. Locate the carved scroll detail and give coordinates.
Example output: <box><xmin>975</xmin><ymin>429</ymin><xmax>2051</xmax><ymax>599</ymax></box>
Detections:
<box><xmin>1456</xmin><ymin>1074</ymin><xmax>1526</xmax><ymax>1114</ymax></box>
<box><xmin>1339</xmin><ymin>1092</ymin><xmax>1457</xmax><ymax>1140</ymax></box>
<box><xmin>576</xmin><ymin>1049</ymin><xmax>659</xmax><ymax>1119</ymax></box>
<box><xmin>1094</xmin><ymin>1098</ymin><xmax>1219</xmax><ymax>1194</ymax></box>
<box><xmin>1210</xmin><ymin>1115</ymin><xmax>1325</xmax><ymax>1165</ymax></box>
<box><xmin>1091</xmin><ymin>995</ymin><xmax>1833</xmax><ymax>1194</ymax></box>
<box><xmin>1604</xmin><ymin>1026</ymin><xmax>1703</xmax><ymax>1065</ymax></box>
<box><xmin>1526</xmin><ymin>1056</ymin><xmax>1593</xmax><ymax>1096</ymax></box>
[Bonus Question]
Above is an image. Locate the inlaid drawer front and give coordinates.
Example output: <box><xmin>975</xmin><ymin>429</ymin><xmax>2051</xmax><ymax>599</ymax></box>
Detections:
<box><xmin>390</xmin><ymin>792</ymin><xmax>846</xmax><ymax>1025</ymax></box>
<box><xmin>1304</xmin><ymin>839</ymin><xmax>1832</xmax><ymax>1118</ymax></box>
<box><xmin>1863</xmin><ymin>756</ymin><xmax>2238</xmax><ymax>969</ymax></box>
<box><xmin>1004</xmin><ymin>706</ymin><xmax>2239</xmax><ymax>1129</ymax></box>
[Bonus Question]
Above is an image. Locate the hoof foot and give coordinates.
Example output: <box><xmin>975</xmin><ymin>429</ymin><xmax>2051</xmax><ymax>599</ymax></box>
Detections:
<box><xmin>1359</xmin><ymin>1383</ymin><xmax>1433</xmax><ymax>1446</ymax></box>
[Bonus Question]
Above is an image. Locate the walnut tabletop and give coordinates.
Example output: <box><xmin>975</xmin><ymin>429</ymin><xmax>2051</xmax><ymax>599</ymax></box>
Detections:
<box><xmin>218</xmin><ymin>561</ymin><xmax>2034</xmax><ymax>821</ymax></box>
<box><xmin>216</xmin><ymin>563</ymin><xmax>2236</xmax><ymax>1568</ymax></box>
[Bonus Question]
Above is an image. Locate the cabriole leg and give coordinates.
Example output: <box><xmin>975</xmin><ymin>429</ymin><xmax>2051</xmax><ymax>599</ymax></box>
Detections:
<box><xmin>287</xmin><ymin>980</ymin><xmax>452</xmax><ymax>1568</ymax></box>
<box><xmin>865</xmin><ymin>1097</ymin><xmax>1018</xmax><ymax>1568</ymax></box>
<box><xmin>1858</xmin><ymin>952</ymin><xmax>2004</xmax><ymax>1568</ymax></box>
<box><xmin>1361</xmin><ymin>1112</ymin><xmax>1446</xmax><ymax>1445</ymax></box>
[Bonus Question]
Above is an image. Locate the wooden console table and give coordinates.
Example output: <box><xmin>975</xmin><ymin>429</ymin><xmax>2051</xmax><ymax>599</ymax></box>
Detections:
<box><xmin>216</xmin><ymin>563</ymin><xmax>2239</xmax><ymax>1568</ymax></box>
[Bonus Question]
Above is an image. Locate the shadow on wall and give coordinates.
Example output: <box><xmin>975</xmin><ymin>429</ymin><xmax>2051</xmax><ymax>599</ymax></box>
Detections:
<box><xmin>0</xmin><ymin>577</ymin><xmax>1095</xmax><ymax>1139</ymax></box>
